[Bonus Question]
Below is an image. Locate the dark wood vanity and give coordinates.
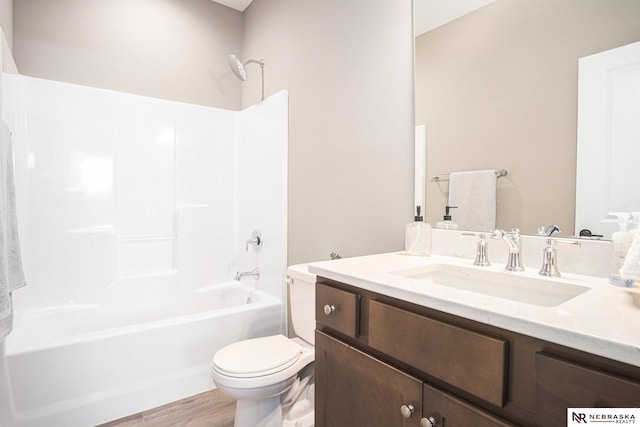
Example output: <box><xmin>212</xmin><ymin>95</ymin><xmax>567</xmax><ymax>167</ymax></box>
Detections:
<box><xmin>315</xmin><ymin>278</ymin><xmax>640</xmax><ymax>427</ymax></box>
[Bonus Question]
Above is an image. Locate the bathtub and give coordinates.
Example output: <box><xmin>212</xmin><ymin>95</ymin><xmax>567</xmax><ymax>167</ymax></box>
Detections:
<box><xmin>2</xmin><ymin>279</ymin><xmax>283</xmax><ymax>427</ymax></box>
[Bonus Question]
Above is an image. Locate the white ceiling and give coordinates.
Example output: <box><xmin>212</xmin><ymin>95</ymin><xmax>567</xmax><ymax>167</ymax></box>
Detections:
<box><xmin>212</xmin><ymin>0</ymin><xmax>253</xmax><ymax>12</ymax></box>
<box><xmin>211</xmin><ymin>0</ymin><xmax>494</xmax><ymax>36</ymax></box>
<box><xmin>414</xmin><ymin>0</ymin><xmax>495</xmax><ymax>37</ymax></box>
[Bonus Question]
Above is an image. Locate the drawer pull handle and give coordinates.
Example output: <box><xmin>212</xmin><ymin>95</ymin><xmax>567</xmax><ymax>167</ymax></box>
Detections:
<box><xmin>323</xmin><ymin>304</ymin><xmax>336</xmax><ymax>315</ymax></box>
<box><xmin>421</xmin><ymin>416</ymin><xmax>437</xmax><ymax>427</ymax></box>
<box><xmin>400</xmin><ymin>404</ymin><xmax>415</xmax><ymax>418</ymax></box>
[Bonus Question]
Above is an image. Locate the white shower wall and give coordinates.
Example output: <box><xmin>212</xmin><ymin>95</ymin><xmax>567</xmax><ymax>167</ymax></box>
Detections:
<box><xmin>235</xmin><ymin>99</ymin><xmax>288</xmax><ymax>307</ymax></box>
<box><xmin>2</xmin><ymin>74</ymin><xmax>288</xmax><ymax>312</ymax></box>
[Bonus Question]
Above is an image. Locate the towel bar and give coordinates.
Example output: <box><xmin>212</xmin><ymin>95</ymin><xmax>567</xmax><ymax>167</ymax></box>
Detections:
<box><xmin>432</xmin><ymin>168</ymin><xmax>508</xmax><ymax>182</ymax></box>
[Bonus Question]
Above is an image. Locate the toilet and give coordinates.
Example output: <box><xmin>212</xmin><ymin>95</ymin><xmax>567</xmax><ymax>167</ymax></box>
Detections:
<box><xmin>211</xmin><ymin>264</ymin><xmax>316</xmax><ymax>427</ymax></box>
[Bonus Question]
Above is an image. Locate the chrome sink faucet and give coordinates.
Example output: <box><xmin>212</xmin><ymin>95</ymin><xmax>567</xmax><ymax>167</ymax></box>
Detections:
<box><xmin>490</xmin><ymin>228</ymin><xmax>524</xmax><ymax>271</ymax></box>
<box><xmin>235</xmin><ymin>268</ymin><xmax>260</xmax><ymax>281</ymax></box>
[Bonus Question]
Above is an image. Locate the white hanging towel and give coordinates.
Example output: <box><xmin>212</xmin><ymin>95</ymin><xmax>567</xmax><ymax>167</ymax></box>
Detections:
<box><xmin>0</xmin><ymin>119</ymin><xmax>26</xmax><ymax>343</ymax></box>
<box><xmin>448</xmin><ymin>169</ymin><xmax>497</xmax><ymax>232</ymax></box>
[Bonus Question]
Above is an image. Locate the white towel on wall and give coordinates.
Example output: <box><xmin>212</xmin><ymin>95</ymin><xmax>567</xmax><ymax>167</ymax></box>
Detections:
<box><xmin>448</xmin><ymin>170</ymin><xmax>497</xmax><ymax>232</ymax></box>
<box><xmin>0</xmin><ymin>119</ymin><xmax>26</xmax><ymax>343</ymax></box>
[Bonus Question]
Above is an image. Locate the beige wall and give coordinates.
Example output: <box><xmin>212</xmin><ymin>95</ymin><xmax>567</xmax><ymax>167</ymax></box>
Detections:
<box><xmin>415</xmin><ymin>0</ymin><xmax>640</xmax><ymax>236</ymax></box>
<box><xmin>13</xmin><ymin>0</ymin><xmax>243</xmax><ymax>110</ymax></box>
<box><xmin>0</xmin><ymin>0</ymin><xmax>11</xmax><ymax>49</ymax></box>
<box><xmin>11</xmin><ymin>0</ymin><xmax>415</xmax><ymax>265</ymax></box>
<box><xmin>243</xmin><ymin>0</ymin><xmax>415</xmax><ymax>264</ymax></box>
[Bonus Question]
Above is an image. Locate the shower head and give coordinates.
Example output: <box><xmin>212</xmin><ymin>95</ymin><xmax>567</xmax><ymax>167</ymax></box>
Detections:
<box><xmin>228</xmin><ymin>54</ymin><xmax>247</xmax><ymax>81</ymax></box>
<box><xmin>228</xmin><ymin>54</ymin><xmax>266</xmax><ymax>100</ymax></box>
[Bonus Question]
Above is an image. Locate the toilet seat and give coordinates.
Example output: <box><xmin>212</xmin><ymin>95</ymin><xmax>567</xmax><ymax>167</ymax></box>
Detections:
<box><xmin>211</xmin><ymin>335</ymin><xmax>314</xmax><ymax>392</ymax></box>
<box><xmin>213</xmin><ymin>335</ymin><xmax>303</xmax><ymax>378</ymax></box>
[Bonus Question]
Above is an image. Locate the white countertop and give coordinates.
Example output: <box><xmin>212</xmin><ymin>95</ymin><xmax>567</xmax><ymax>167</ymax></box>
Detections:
<box><xmin>309</xmin><ymin>252</ymin><xmax>640</xmax><ymax>367</ymax></box>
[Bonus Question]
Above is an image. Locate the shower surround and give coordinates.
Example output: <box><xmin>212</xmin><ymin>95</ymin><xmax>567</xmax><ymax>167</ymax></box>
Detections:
<box><xmin>0</xmin><ymin>74</ymin><xmax>288</xmax><ymax>426</ymax></box>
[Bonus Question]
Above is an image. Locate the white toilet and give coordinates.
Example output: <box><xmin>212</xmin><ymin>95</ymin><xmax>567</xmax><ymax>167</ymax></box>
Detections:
<box><xmin>211</xmin><ymin>264</ymin><xmax>316</xmax><ymax>427</ymax></box>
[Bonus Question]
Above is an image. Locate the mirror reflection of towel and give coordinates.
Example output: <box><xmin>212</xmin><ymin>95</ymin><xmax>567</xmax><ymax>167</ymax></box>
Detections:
<box><xmin>448</xmin><ymin>170</ymin><xmax>496</xmax><ymax>232</ymax></box>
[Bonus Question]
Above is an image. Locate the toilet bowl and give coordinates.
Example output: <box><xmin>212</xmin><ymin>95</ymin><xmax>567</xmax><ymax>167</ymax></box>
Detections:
<box><xmin>211</xmin><ymin>264</ymin><xmax>316</xmax><ymax>427</ymax></box>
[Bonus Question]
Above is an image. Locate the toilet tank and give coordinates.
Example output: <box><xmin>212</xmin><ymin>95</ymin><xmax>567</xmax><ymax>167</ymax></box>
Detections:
<box><xmin>287</xmin><ymin>263</ymin><xmax>316</xmax><ymax>345</ymax></box>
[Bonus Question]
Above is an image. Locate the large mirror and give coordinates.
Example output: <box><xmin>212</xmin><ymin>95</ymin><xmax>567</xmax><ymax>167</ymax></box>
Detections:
<box><xmin>414</xmin><ymin>0</ymin><xmax>640</xmax><ymax>238</ymax></box>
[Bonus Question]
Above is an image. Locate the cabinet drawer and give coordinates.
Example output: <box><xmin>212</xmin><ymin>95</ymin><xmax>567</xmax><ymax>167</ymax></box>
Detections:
<box><xmin>368</xmin><ymin>300</ymin><xmax>508</xmax><ymax>407</ymax></box>
<box><xmin>316</xmin><ymin>283</ymin><xmax>360</xmax><ymax>338</ymax></box>
<box><xmin>423</xmin><ymin>383</ymin><xmax>516</xmax><ymax>427</ymax></box>
<box><xmin>535</xmin><ymin>353</ymin><xmax>640</xmax><ymax>427</ymax></box>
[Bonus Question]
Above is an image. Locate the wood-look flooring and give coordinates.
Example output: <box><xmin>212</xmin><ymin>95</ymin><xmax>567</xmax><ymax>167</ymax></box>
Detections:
<box><xmin>99</xmin><ymin>389</ymin><xmax>236</xmax><ymax>427</ymax></box>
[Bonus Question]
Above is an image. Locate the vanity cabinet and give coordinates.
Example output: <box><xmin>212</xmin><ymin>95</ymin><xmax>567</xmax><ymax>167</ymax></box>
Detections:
<box><xmin>315</xmin><ymin>278</ymin><xmax>640</xmax><ymax>427</ymax></box>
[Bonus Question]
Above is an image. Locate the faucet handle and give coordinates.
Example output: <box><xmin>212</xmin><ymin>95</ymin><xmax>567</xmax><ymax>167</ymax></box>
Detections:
<box><xmin>539</xmin><ymin>238</ymin><xmax>581</xmax><ymax>277</ymax></box>
<box><xmin>546</xmin><ymin>238</ymin><xmax>581</xmax><ymax>250</ymax></box>
<box><xmin>462</xmin><ymin>232</ymin><xmax>491</xmax><ymax>266</ymax></box>
<box><xmin>245</xmin><ymin>230</ymin><xmax>263</xmax><ymax>252</ymax></box>
<box><xmin>490</xmin><ymin>229</ymin><xmax>505</xmax><ymax>240</ymax></box>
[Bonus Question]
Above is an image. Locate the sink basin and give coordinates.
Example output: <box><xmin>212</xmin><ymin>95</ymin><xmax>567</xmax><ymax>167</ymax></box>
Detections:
<box><xmin>390</xmin><ymin>263</ymin><xmax>590</xmax><ymax>307</ymax></box>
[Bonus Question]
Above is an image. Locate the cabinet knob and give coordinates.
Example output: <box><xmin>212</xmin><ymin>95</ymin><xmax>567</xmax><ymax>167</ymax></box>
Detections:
<box><xmin>323</xmin><ymin>304</ymin><xmax>336</xmax><ymax>315</ymax></box>
<box><xmin>400</xmin><ymin>404</ymin><xmax>415</xmax><ymax>418</ymax></box>
<box><xmin>421</xmin><ymin>417</ymin><xmax>437</xmax><ymax>427</ymax></box>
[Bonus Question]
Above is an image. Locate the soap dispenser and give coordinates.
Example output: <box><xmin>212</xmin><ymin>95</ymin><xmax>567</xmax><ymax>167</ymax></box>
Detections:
<box><xmin>436</xmin><ymin>206</ymin><xmax>459</xmax><ymax>230</ymax></box>
<box><xmin>405</xmin><ymin>206</ymin><xmax>431</xmax><ymax>256</ymax></box>
<box><xmin>608</xmin><ymin>212</ymin><xmax>634</xmax><ymax>287</ymax></box>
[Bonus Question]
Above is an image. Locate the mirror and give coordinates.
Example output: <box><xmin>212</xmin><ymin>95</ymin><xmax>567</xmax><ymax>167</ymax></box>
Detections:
<box><xmin>575</xmin><ymin>40</ymin><xmax>640</xmax><ymax>240</ymax></box>
<box><xmin>414</xmin><ymin>0</ymin><xmax>640</xmax><ymax>237</ymax></box>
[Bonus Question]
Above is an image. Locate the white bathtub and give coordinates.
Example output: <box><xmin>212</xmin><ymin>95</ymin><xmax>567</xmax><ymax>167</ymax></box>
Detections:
<box><xmin>2</xmin><ymin>280</ymin><xmax>283</xmax><ymax>427</ymax></box>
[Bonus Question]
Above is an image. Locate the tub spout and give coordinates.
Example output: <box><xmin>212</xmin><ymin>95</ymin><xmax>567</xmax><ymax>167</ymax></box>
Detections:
<box><xmin>235</xmin><ymin>268</ymin><xmax>260</xmax><ymax>281</ymax></box>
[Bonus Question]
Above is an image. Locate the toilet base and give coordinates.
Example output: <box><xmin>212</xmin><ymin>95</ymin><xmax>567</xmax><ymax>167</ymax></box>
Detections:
<box><xmin>234</xmin><ymin>396</ymin><xmax>282</xmax><ymax>427</ymax></box>
<box><xmin>282</xmin><ymin>366</ymin><xmax>314</xmax><ymax>427</ymax></box>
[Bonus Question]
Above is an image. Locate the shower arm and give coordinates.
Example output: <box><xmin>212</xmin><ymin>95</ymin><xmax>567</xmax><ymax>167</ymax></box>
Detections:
<box><xmin>244</xmin><ymin>59</ymin><xmax>265</xmax><ymax>101</ymax></box>
<box><xmin>245</xmin><ymin>59</ymin><xmax>264</xmax><ymax>101</ymax></box>
<box><xmin>244</xmin><ymin>59</ymin><xmax>264</xmax><ymax>67</ymax></box>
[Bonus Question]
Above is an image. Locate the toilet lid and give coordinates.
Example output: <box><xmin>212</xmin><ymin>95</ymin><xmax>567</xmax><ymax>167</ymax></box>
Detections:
<box><xmin>213</xmin><ymin>335</ymin><xmax>303</xmax><ymax>376</ymax></box>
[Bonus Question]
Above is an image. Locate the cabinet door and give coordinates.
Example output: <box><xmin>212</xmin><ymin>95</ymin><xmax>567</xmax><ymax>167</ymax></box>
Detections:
<box><xmin>316</xmin><ymin>330</ymin><xmax>423</xmax><ymax>427</ymax></box>
<box><xmin>423</xmin><ymin>383</ymin><xmax>517</xmax><ymax>427</ymax></box>
<box><xmin>535</xmin><ymin>353</ymin><xmax>640</xmax><ymax>427</ymax></box>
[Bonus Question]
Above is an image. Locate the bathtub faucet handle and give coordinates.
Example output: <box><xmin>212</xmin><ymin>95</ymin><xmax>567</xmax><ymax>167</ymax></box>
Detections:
<box><xmin>245</xmin><ymin>230</ymin><xmax>263</xmax><ymax>252</ymax></box>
